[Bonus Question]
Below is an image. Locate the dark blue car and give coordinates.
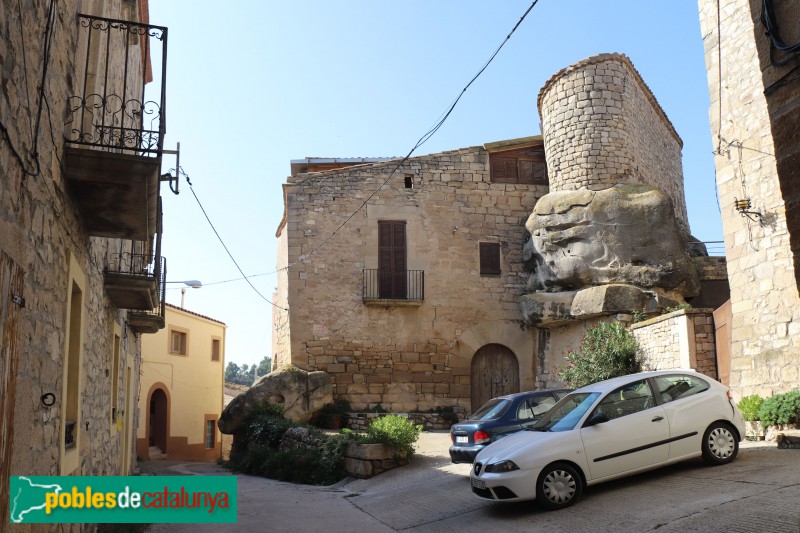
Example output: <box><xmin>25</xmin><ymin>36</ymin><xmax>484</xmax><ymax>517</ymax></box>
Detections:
<box><xmin>449</xmin><ymin>389</ymin><xmax>571</xmax><ymax>464</ymax></box>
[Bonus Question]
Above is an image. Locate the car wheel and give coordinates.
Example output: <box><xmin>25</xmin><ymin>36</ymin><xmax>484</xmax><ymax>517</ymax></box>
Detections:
<box><xmin>702</xmin><ymin>421</ymin><xmax>738</xmax><ymax>465</ymax></box>
<box><xmin>536</xmin><ymin>462</ymin><xmax>583</xmax><ymax>510</ymax></box>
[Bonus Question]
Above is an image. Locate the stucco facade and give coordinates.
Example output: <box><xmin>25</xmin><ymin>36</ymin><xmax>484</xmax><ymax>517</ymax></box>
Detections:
<box><xmin>136</xmin><ymin>304</ymin><xmax>226</xmax><ymax>461</ymax></box>
<box><xmin>698</xmin><ymin>0</ymin><xmax>800</xmax><ymax>396</ymax></box>
<box><xmin>274</xmin><ymin>141</ymin><xmax>548</xmax><ymax>412</ymax></box>
<box><xmin>1</xmin><ymin>0</ymin><xmax>166</xmax><ymax>527</ymax></box>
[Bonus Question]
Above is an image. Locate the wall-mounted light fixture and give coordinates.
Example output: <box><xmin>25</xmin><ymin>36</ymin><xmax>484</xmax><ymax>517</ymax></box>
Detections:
<box><xmin>734</xmin><ymin>197</ymin><xmax>763</xmax><ymax>224</ymax></box>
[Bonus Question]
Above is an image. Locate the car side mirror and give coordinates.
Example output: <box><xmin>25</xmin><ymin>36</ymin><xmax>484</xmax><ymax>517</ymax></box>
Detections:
<box><xmin>585</xmin><ymin>412</ymin><xmax>610</xmax><ymax>427</ymax></box>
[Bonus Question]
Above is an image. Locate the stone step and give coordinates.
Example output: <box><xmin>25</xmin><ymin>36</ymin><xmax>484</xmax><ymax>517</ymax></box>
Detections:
<box><xmin>149</xmin><ymin>446</ymin><xmax>167</xmax><ymax>460</ymax></box>
<box><xmin>776</xmin><ymin>430</ymin><xmax>800</xmax><ymax>450</ymax></box>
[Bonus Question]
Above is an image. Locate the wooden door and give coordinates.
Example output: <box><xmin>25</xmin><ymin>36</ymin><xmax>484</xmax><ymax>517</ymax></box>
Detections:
<box><xmin>0</xmin><ymin>252</ymin><xmax>24</xmax><ymax>525</ymax></box>
<box><xmin>470</xmin><ymin>344</ymin><xmax>519</xmax><ymax>411</ymax></box>
<box><xmin>149</xmin><ymin>388</ymin><xmax>168</xmax><ymax>454</ymax></box>
<box><xmin>713</xmin><ymin>299</ymin><xmax>732</xmax><ymax>386</ymax></box>
<box><xmin>378</xmin><ymin>221</ymin><xmax>407</xmax><ymax>298</ymax></box>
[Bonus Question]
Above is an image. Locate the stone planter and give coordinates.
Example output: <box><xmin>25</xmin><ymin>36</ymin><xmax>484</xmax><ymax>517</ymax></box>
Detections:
<box><xmin>744</xmin><ymin>420</ymin><xmax>765</xmax><ymax>440</ymax></box>
<box><xmin>343</xmin><ymin>442</ymin><xmax>408</xmax><ymax>479</ymax></box>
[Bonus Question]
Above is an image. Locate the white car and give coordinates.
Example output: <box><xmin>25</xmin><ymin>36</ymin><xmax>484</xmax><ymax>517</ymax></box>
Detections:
<box><xmin>470</xmin><ymin>370</ymin><xmax>745</xmax><ymax>509</ymax></box>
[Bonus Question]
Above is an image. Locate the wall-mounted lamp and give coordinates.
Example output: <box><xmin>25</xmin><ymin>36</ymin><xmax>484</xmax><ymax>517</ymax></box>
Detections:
<box><xmin>734</xmin><ymin>197</ymin><xmax>763</xmax><ymax>224</ymax></box>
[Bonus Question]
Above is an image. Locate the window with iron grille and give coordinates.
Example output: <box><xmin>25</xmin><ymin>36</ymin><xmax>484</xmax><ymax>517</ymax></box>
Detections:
<box><xmin>205</xmin><ymin>419</ymin><xmax>216</xmax><ymax>449</ymax></box>
<box><xmin>479</xmin><ymin>242</ymin><xmax>501</xmax><ymax>276</ymax></box>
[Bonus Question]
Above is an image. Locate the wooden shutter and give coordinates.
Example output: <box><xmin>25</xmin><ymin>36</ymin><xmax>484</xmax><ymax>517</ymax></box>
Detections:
<box><xmin>479</xmin><ymin>243</ymin><xmax>501</xmax><ymax>276</ymax></box>
<box><xmin>378</xmin><ymin>221</ymin><xmax>407</xmax><ymax>298</ymax></box>
<box><xmin>0</xmin><ymin>252</ymin><xmax>24</xmax><ymax>525</ymax></box>
<box><xmin>489</xmin><ymin>146</ymin><xmax>548</xmax><ymax>185</ymax></box>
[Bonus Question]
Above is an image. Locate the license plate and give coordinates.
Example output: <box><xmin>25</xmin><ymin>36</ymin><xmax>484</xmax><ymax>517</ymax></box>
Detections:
<box><xmin>471</xmin><ymin>478</ymin><xmax>485</xmax><ymax>490</ymax></box>
<box><xmin>456</xmin><ymin>436</ymin><xmax>468</xmax><ymax>444</ymax></box>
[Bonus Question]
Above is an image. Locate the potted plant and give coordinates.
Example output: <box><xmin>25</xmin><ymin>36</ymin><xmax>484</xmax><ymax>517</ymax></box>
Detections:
<box><xmin>738</xmin><ymin>394</ymin><xmax>765</xmax><ymax>440</ymax></box>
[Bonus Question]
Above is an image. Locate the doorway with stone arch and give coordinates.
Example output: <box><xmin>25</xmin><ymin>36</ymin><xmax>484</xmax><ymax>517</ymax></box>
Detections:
<box><xmin>470</xmin><ymin>344</ymin><xmax>520</xmax><ymax>411</ymax></box>
<box><xmin>148</xmin><ymin>387</ymin><xmax>169</xmax><ymax>455</ymax></box>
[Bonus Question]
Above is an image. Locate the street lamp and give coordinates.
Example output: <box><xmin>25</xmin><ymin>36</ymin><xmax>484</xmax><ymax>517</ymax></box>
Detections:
<box><xmin>165</xmin><ymin>280</ymin><xmax>203</xmax><ymax>308</ymax></box>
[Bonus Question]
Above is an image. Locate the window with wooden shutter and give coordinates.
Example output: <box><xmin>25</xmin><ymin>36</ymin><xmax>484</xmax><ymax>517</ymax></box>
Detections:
<box><xmin>479</xmin><ymin>242</ymin><xmax>501</xmax><ymax>276</ymax></box>
<box><xmin>489</xmin><ymin>146</ymin><xmax>548</xmax><ymax>185</ymax></box>
<box><xmin>378</xmin><ymin>220</ymin><xmax>407</xmax><ymax>298</ymax></box>
<box><xmin>169</xmin><ymin>329</ymin><xmax>187</xmax><ymax>355</ymax></box>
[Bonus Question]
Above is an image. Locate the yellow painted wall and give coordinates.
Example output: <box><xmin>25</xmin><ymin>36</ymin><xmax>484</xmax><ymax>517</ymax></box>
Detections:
<box><xmin>137</xmin><ymin>304</ymin><xmax>226</xmax><ymax>461</ymax></box>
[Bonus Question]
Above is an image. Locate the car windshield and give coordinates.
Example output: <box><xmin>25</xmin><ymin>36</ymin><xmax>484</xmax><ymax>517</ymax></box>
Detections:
<box><xmin>466</xmin><ymin>398</ymin><xmax>510</xmax><ymax>421</ymax></box>
<box><xmin>529</xmin><ymin>392</ymin><xmax>601</xmax><ymax>432</ymax></box>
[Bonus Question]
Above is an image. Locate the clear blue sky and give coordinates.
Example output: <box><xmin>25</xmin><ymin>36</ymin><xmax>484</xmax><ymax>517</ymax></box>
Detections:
<box><xmin>149</xmin><ymin>1</ymin><xmax>721</xmax><ymax>370</ymax></box>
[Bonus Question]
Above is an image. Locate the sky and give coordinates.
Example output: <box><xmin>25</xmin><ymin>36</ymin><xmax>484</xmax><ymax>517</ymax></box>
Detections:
<box><xmin>147</xmin><ymin>1</ymin><xmax>722</xmax><ymax>370</ymax></box>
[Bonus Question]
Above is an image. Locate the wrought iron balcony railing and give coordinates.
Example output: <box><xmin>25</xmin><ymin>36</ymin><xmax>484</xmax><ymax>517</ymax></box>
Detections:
<box><xmin>363</xmin><ymin>269</ymin><xmax>424</xmax><ymax>301</ymax></box>
<box><xmin>65</xmin><ymin>14</ymin><xmax>167</xmax><ymax>157</ymax></box>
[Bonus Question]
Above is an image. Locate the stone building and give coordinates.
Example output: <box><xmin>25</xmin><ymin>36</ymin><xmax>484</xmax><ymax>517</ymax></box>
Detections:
<box><xmin>274</xmin><ymin>141</ymin><xmax>548</xmax><ymax>413</ymax></box>
<box><xmin>0</xmin><ymin>0</ymin><xmax>174</xmax><ymax>525</ymax></box>
<box><xmin>136</xmin><ymin>304</ymin><xmax>226</xmax><ymax>462</ymax></box>
<box><xmin>272</xmin><ymin>55</ymin><xmax>713</xmax><ymax>413</ymax></box>
<box><xmin>697</xmin><ymin>0</ymin><xmax>800</xmax><ymax>396</ymax></box>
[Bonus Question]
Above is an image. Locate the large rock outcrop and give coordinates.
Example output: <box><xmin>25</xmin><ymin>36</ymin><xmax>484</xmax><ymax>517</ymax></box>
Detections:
<box><xmin>218</xmin><ymin>366</ymin><xmax>333</xmax><ymax>434</ymax></box>
<box><xmin>524</xmin><ymin>184</ymin><xmax>699</xmax><ymax>296</ymax></box>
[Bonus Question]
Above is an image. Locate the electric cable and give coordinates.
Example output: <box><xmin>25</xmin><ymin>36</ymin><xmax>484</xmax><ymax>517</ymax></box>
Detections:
<box><xmin>179</xmin><ymin>168</ymin><xmax>288</xmax><ymax>311</ymax></box>
<box><xmin>280</xmin><ymin>0</ymin><xmax>541</xmax><ymax>273</ymax></box>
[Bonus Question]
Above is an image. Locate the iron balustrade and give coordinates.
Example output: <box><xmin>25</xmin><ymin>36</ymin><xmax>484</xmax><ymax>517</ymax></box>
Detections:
<box><xmin>363</xmin><ymin>269</ymin><xmax>424</xmax><ymax>301</ymax></box>
<box><xmin>106</xmin><ymin>250</ymin><xmax>160</xmax><ymax>278</ymax></box>
<box><xmin>65</xmin><ymin>14</ymin><xmax>167</xmax><ymax>156</ymax></box>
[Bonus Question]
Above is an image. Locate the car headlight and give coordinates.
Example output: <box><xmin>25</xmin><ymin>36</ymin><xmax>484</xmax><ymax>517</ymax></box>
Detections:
<box><xmin>487</xmin><ymin>460</ymin><xmax>519</xmax><ymax>473</ymax></box>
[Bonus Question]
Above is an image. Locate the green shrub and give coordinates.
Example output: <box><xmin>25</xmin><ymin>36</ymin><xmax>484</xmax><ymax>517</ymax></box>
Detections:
<box><xmin>366</xmin><ymin>414</ymin><xmax>422</xmax><ymax>458</ymax></box>
<box><xmin>758</xmin><ymin>391</ymin><xmax>800</xmax><ymax>427</ymax></box>
<box><xmin>737</xmin><ymin>394</ymin><xmax>764</xmax><ymax>421</ymax></box>
<box><xmin>247</xmin><ymin>411</ymin><xmax>293</xmax><ymax>448</ymax></box>
<box><xmin>556</xmin><ymin>321</ymin><xmax>643</xmax><ymax>388</ymax></box>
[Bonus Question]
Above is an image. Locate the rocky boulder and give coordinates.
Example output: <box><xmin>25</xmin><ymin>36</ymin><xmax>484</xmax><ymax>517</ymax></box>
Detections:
<box><xmin>520</xmin><ymin>283</ymin><xmax>682</xmax><ymax>327</ymax></box>
<box><xmin>523</xmin><ymin>183</ymin><xmax>700</xmax><ymax>297</ymax></box>
<box><xmin>218</xmin><ymin>366</ymin><xmax>333</xmax><ymax>434</ymax></box>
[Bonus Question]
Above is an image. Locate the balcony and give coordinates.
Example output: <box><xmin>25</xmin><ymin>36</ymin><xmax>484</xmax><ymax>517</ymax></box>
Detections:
<box><xmin>105</xmin><ymin>249</ymin><xmax>162</xmax><ymax>307</ymax></box>
<box><xmin>62</xmin><ymin>14</ymin><xmax>168</xmax><ymax>241</ymax></box>
<box><xmin>127</xmin><ymin>257</ymin><xmax>166</xmax><ymax>334</ymax></box>
<box><xmin>363</xmin><ymin>269</ymin><xmax>424</xmax><ymax>306</ymax></box>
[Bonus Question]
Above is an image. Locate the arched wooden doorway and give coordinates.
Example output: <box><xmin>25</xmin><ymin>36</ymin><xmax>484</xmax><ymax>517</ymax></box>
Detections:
<box><xmin>149</xmin><ymin>388</ymin><xmax>168</xmax><ymax>454</ymax></box>
<box><xmin>470</xmin><ymin>344</ymin><xmax>520</xmax><ymax>411</ymax></box>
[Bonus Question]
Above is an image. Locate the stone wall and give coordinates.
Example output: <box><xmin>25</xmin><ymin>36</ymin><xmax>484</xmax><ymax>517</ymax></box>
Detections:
<box><xmin>1</xmin><ymin>0</ymin><xmax>146</xmax><ymax>496</ymax></box>
<box><xmin>698</xmin><ymin>0</ymin><xmax>800</xmax><ymax>397</ymax></box>
<box><xmin>344</xmin><ymin>412</ymin><xmax>458</xmax><ymax>432</ymax></box>
<box><xmin>278</xmin><ymin>145</ymin><xmax>545</xmax><ymax>412</ymax></box>
<box><xmin>538</xmin><ymin>53</ymin><xmax>688</xmax><ymax>230</ymax></box>
<box><xmin>632</xmin><ymin>309</ymin><xmax>717</xmax><ymax>379</ymax></box>
<box><xmin>692</xmin><ymin>256</ymin><xmax>728</xmax><ymax>280</ymax></box>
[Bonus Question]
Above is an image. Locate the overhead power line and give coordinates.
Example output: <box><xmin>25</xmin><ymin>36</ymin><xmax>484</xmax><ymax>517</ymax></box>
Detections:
<box><xmin>278</xmin><ymin>0</ymin><xmax>541</xmax><ymax>273</ymax></box>
<box><xmin>179</xmin><ymin>168</ymin><xmax>287</xmax><ymax>311</ymax></box>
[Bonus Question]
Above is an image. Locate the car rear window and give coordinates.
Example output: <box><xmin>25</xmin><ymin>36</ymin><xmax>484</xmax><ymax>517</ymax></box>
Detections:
<box><xmin>652</xmin><ymin>374</ymin><xmax>710</xmax><ymax>403</ymax></box>
<box><xmin>467</xmin><ymin>398</ymin><xmax>510</xmax><ymax>421</ymax></box>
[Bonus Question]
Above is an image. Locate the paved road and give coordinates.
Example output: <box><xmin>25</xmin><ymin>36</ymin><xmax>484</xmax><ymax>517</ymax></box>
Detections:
<box><xmin>143</xmin><ymin>432</ymin><xmax>800</xmax><ymax>532</ymax></box>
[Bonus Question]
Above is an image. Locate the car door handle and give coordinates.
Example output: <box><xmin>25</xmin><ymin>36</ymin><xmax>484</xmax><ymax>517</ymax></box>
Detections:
<box><xmin>652</xmin><ymin>416</ymin><xmax>664</xmax><ymax>422</ymax></box>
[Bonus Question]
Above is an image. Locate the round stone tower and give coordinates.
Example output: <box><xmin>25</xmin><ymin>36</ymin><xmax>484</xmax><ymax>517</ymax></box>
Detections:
<box><xmin>537</xmin><ymin>53</ymin><xmax>689</xmax><ymax>231</ymax></box>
